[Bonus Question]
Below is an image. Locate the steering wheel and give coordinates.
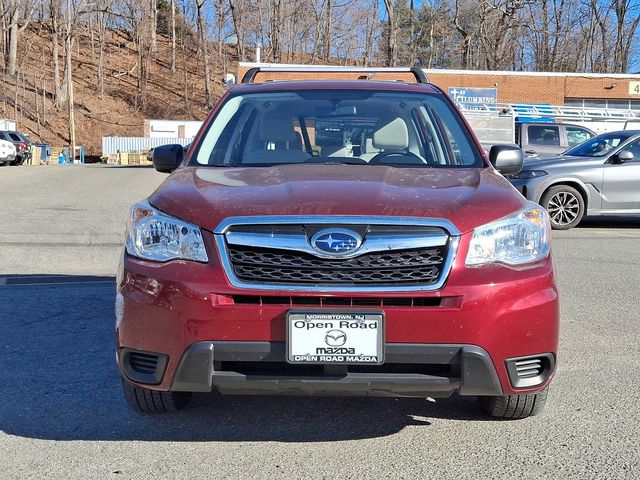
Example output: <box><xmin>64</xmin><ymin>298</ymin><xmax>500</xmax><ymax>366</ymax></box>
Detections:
<box><xmin>369</xmin><ymin>150</ymin><xmax>424</xmax><ymax>165</ymax></box>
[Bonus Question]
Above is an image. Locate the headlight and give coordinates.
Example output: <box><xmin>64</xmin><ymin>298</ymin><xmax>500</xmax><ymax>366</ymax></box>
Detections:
<box><xmin>466</xmin><ymin>205</ymin><xmax>550</xmax><ymax>267</ymax></box>
<box><xmin>125</xmin><ymin>200</ymin><xmax>208</xmax><ymax>262</ymax></box>
<box><xmin>510</xmin><ymin>170</ymin><xmax>548</xmax><ymax>179</ymax></box>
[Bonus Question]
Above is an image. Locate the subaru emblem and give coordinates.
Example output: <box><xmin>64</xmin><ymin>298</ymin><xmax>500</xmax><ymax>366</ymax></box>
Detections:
<box><xmin>310</xmin><ymin>228</ymin><xmax>362</xmax><ymax>256</ymax></box>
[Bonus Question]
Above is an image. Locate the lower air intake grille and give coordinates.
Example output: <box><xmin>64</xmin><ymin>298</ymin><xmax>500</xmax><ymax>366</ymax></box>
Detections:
<box><xmin>232</xmin><ymin>295</ymin><xmax>443</xmax><ymax>307</ymax></box>
<box><xmin>129</xmin><ymin>352</ymin><xmax>158</xmax><ymax>374</ymax></box>
<box><xmin>506</xmin><ymin>354</ymin><xmax>554</xmax><ymax>388</ymax></box>
<box><xmin>121</xmin><ymin>349</ymin><xmax>169</xmax><ymax>385</ymax></box>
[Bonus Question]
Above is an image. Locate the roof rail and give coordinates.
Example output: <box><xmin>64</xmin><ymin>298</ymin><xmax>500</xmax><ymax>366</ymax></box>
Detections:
<box><xmin>241</xmin><ymin>66</ymin><xmax>429</xmax><ymax>84</ymax></box>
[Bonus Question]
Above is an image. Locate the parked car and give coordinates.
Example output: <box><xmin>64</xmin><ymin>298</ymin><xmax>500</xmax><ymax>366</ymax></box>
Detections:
<box><xmin>0</xmin><ymin>139</ymin><xmax>17</xmax><ymax>166</ymax></box>
<box><xmin>117</xmin><ymin>67</ymin><xmax>558</xmax><ymax>420</ymax></box>
<box><xmin>509</xmin><ymin>130</ymin><xmax>640</xmax><ymax>229</ymax></box>
<box><xmin>515</xmin><ymin>121</ymin><xmax>595</xmax><ymax>159</ymax></box>
<box><xmin>0</xmin><ymin>130</ymin><xmax>31</xmax><ymax>165</ymax></box>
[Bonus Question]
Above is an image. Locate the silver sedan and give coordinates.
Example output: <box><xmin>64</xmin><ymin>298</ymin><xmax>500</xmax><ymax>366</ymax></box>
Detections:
<box><xmin>509</xmin><ymin>130</ymin><xmax>640</xmax><ymax>229</ymax></box>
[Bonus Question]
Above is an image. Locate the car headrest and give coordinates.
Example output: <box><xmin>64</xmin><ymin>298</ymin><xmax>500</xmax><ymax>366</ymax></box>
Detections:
<box><xmin>364</xmin><ymin>137</ymin><xmax>380</xmax><ymax>153</ymax></box>
<box><xmin>373</xmin><ymin>118</ymin><xmax>409</xmax><ymax>150</ymax></box>
<box><xmin>260</xmin><ymin>110</ymin><xmax>299</xmax><ymax>142</ymax></box>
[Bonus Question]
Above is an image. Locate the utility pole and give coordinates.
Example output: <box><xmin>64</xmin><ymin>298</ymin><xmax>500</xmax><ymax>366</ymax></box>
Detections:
<box><xmin>66</xmin><ymin>0</ymin><xmax>75</xmax><ymax>163</ymax></box>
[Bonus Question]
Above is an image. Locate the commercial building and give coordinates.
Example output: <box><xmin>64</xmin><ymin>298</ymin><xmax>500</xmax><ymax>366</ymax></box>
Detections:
<box><xmin>425</xmin><ymin>69</ymin><xmax>640</xmax><ymax>110</ymax></box>
<box><xmin>237</xmin><ymin>62</ymin><xmax>640</xmax><ymax>111</ymax></box>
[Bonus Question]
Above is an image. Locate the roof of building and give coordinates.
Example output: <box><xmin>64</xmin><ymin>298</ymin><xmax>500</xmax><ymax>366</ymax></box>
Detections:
<box><xmin>238</xmin><ymin>62</ymin><xmax>640</xmax><ymax>79</ymax></box>
<box><xmin>414</xmin><ymin>68</ymin><xmax>639</xmax><ymax>79</ymax></box>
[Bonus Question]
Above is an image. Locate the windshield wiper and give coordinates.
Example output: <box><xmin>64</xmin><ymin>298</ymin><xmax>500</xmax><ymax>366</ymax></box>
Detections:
<box><xmin>314</xmin><ymin>160</ymin><xmax>368</xmax><ymax>166</ymax></box>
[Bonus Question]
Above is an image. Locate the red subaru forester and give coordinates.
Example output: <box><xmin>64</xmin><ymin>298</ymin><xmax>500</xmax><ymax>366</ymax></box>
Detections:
<box><xmin>117</xmin><ymin>67</ymin><xmax>558</xmax><ymax>419</ymax></box>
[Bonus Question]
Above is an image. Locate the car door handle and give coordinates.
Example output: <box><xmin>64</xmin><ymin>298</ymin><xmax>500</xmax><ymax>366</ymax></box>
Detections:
<box><xmin>525</xmin><ymin>150</ymin><xmax>536</xmax><ymax>154</ymax></box>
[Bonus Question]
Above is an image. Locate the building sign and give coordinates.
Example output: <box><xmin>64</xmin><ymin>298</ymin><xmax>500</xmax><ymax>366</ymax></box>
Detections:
<box><xmin>448</xmin><ymin>87</ymin><xmax>498</xmax><ymax>110</ymax></box>
<box><xmin>630</xmin><ymin>81</ymin><xmax>640</xmax><ymax>95</ymax></box>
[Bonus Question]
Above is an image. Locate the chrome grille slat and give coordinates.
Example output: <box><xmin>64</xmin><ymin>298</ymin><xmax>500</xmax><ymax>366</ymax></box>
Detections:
<box><xmin>225</xmin><ymin>230</ymin><xmax>449</xmax><ymax>259</ymax></box>
<box><xmin>227</xmin><ymin>240</ymin><xmax>446</xmax><ymax>286</ymax></box>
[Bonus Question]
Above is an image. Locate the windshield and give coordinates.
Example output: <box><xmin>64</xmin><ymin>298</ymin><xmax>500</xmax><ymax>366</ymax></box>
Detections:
<box><xmin>192</xmin><ymin>89</ymin><xmax>484</xmax><ymax>168</ymax></box>
<box><xmin>564</xmin><ymin>131</ymin><xmax>634</xmax><ymax>157</ymax></box>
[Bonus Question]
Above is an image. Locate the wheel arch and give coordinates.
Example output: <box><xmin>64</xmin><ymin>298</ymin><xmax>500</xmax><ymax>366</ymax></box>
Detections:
<box><xmin>540</xmin><ymin>179</ymin><xmax>589</xmax><ymax>211</ymax></box>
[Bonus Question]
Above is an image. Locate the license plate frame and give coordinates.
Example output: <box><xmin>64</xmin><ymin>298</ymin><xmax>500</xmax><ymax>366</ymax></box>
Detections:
<box><xmin>286</xmin><ymin>309</ymin><xmax>385</xmax><ymax>365</ymax></box>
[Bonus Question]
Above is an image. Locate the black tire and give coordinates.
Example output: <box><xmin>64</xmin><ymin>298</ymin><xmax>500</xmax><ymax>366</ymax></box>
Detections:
<box><xmin>479</xmin><ymin>387</ymin><xmax>548</xmax><ymax>420</ymax></box>
<box><xmin>10</xmin><ymin>158</ymin><xmax>24</xmax><ymax>166</ymax></box>
<box><xmin>541</xmin><ymin>185</ymin><xmax>584</xmax><ymax>230</ymax></box>
<box><xmin>122</xmin><ymin>378</ymin><xmax>192</xmax><ymax>414</ymax></box>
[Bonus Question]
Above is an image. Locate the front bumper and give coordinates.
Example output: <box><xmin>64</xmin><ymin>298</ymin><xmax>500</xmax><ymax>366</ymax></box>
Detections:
<box><xmin>117</xmin><ymin>236</ymin><xmax>559</xmax><ymax>397</ymax></box>
<box><xmin>120</xmin><ymin>342</ymin><xmax>504</xmax><ymax>397</ymax></box>
<box><xmin>509</xmin><ymin>177</ymin><xmax>548</xmax><ymax>203</ymax></box>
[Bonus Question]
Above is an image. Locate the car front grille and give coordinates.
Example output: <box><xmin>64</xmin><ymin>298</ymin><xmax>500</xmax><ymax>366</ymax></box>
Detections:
<box><xmin>228</xmin><ymin>244</ymin><xmax>447</xmax><ymax>285</ymax></box>
<box><xmin>216</xmin><ymin>218</ymin><xmax>457</xmax><ymax>291</ymax></box>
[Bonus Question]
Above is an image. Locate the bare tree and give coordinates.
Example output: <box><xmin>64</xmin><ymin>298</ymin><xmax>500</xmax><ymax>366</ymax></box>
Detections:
<box><xmin>363</xmin><ymin>0</ymin><xmax>378</xmax><ymax>66</ymax></box>
<box><xmin>269</xmin><ymin>0</ymin><xmax>283</xmax><ymax>62</ymax></box>
<box><xmin>612</xmin><ymin>0</ymin><xmax>640</xmax><ymax>72</ymax></box>
<box><xmin>479</xmin><ymin>1</ymin><xmax>530</xmax><ymax>70</ymax></box>
<box><xmin>96</xmin><ymin>0</ymin><xmax>108</xmax><ymax>98</ymax></box>
<box><xmin>453</xmin><ymin>0</ymin><xmax>472</xmax><ymax>68</ymax></box>
<box><xmin>229</xmin><ymin>0</ymin><xmax>245</xmax><ymax>61</ymax></box>
<box><xmin>50</xmin><ymin>0</ymin><xmax>63</xmax><ymax>107</ymax></box>
<box><xmin>323</xmin><ymin>0</ymin><xmax>332</xmax><ymax>60</ymax></box>
<box><xmin>383</xmin><ymin>0</ymin><xmax>397</xmax><ymax>66</ymax></box>
<box><xmin>170</xmin><ymin>0</ymin><xmax>177</xmax><ymax>71</ymax></box>
<box><xmin>213</xmin><ymin>0</ymin><xmax>228</xmax><ymax>71</ymax></box>
<box><xmin>150</xmin><ymin>0</ymin><xmax>158</xmax><ymax>53</ymax></box>
<box><xmin>5</xmin><ymin>0</ymin><xmax>36</xmax><ymax>76</ymax></box>
<box><xmin>196</xmin><ymin>0</ymin><xmax>212</xmax><ymax>105</ymax></box>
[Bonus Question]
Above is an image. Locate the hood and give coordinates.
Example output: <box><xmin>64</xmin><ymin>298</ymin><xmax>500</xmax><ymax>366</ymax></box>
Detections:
<box><xmin>149</xmin><ymin>165</ymin><xmax>527</xmax><ymax>234</ymax></box>
<box><xmin>522</xmin><ymin>155</ymin><xmax>604</xmax><ymax>170</ymax></box>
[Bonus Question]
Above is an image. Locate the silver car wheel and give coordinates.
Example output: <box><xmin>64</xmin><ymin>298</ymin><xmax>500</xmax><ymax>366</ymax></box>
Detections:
<box><xmin>547</xmin><ymin>191</ymin><xmax>580</xmax><ymax>226</ymax></box>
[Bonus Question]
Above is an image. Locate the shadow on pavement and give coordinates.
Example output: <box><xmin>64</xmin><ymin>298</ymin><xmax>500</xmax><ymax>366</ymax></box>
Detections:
<box><xmin>578</xmin><ymin>216</ymin><xmax>640</xmax><ymax>229</ymax></box>
<box><xmin>0</xmin><ymin>274</ymin><xmax>487</xmax><ymax>443</ymax></box>
<box><xmin>103</xmin><ymin>165</ymin><xmax>155</xmax><ymax>169</ymax></box>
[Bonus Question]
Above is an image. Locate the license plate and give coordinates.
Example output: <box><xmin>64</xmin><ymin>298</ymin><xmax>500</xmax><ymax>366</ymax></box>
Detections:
<box><xmin>287</xmin><ymin>310</ymin><xmax>384</xmax><ymax>364</ymax></box>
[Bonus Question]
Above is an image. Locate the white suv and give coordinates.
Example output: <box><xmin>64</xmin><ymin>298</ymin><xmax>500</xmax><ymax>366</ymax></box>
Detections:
<box><xmin>0</xmin><ymin>139</ymin><xmax>16</xmax><ymax>166</ymax></box>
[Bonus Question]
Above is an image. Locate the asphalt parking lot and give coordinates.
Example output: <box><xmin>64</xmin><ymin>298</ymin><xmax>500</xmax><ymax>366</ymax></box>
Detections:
<box><xmin>1</xmin><ymin>165</ymin><xmax>639</xmax><ymax>479</ymax></box>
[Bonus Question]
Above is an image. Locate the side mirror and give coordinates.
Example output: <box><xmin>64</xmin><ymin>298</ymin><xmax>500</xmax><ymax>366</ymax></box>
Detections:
<box><xmin>611</xmin><ymin>149</ymin><xmax>634</xmax><ymax>164</ymax></box>
<box><xmin>152</xmin><ymin>144</ymin><xmax>184</xmax><ymax>173</ymax></box>
<box><xmin>489</xmin><ymin>144</ymin><xmax>524</xmax><ymax>175</ymax></box>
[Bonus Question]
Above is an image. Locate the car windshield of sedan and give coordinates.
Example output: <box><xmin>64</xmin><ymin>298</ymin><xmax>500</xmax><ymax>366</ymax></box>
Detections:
<box><xmin>192</xmin><ymin>89</ymin><xmax>484</xmax><ymax>168</ymax></box>
<box><xmin>563</xmin><ymin>132</ymin><xmax>634</xmax><ymax>157</ymax></box>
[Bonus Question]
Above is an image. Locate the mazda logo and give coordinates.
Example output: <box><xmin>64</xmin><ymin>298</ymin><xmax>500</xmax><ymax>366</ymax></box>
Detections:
<box><xmin>324</xmin><ymin>329</ymin><xmax>347</xmax><ymax>347</ymax></box>
<box><xmin>310</xmin><ymin>228</ymin><xmax>362</xmax><ymax>256</ymax></box>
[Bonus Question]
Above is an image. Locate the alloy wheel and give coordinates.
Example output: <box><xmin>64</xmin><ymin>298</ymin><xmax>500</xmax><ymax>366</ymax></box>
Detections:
<box><xmin>547</xmin><ymin>191</ymin><xmax>580</xmax><ymax>226</ymax></box>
